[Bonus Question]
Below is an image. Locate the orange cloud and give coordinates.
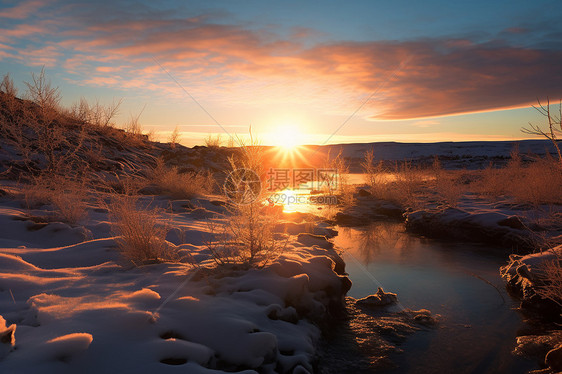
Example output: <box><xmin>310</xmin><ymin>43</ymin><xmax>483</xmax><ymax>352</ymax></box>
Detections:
<box><xmin>3</xmin><ymin>5</ymin><xmax>560</xmax><ymax>121</ymax></box>
<box><xmin>0</xmin><ymin>0</ymin><xmax>50</xmax><ymax>19</ymax></box>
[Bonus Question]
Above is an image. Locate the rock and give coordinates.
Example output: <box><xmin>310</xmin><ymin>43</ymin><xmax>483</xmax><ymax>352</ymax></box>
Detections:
<box><xmin>356</xmin><ymin>287</ymin><xmax>398</xmax><ymax>307</ymax></box>
<box><xmin>498</xmin><ymin>216</ymin><xmax>525</xmax><ymax>230</ymax></box>
<box><xmin>333</xmin><ymin>212</ymin><xmax>365</xmax><ymax>226</ymax></box>
<box><xmin>546</xmin><ymin>344</ymin><xmax>562</xmax><ymax>372</ymax></box>
<box><xmin>409</xmin><ymin>309</ymin><xmax>439</xmax><ymax>326</ymax></box>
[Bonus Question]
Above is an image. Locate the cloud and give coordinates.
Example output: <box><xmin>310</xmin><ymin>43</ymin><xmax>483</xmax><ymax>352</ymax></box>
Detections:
<box><xmin>0</xmin><ymin>0</ymin><xmax>49</xmax><ymax>19</ymax></box>
<box><xmin>2</xmin><ymin>1</ymin><xmax>562</xmax><ymax>120</ymax></box>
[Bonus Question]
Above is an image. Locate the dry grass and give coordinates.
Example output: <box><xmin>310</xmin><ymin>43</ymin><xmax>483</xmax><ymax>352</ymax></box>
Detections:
<box><xmin>320</xmin><ymin>149</ymin><xmax>354</xmax><ymax>209</ymax></box>
<box><xmin>21</xmin><ymin>176</ymin><xmax>88</xmax><ymax>224</ymax></box>
<box><xmin>204</xmin><ymin>134</ymin><xmax>223</xmax><ymax>148</ymax></box>
<box><xmin>391</xmin><ymin>161</ymin><xmax>426</xmax><ymax>209</ymax></box>
<box><xmin>536</xmin><ymin>254</ymin><xmax>562</xmax><ymax>307</ymax></box>
<box><xmin>169</xmin><ymin>126</ymin><xmax>181</xmax><ymax>149</ymax></box>
<box><xmin>109</xmin><ymin>195</ymin><xmax>176</xmax><ymax>265</ymax></box>
<box><xmin>431</xmin><ymin>158</ymin><xmax>465</xmax><ymax>208</ymax></box>
<box><xmin>361</xmin><ymin>150</ymin><xmax>429</xmax><ymax>209</ymax></box>
<box><xmin>206</xmin><ymin>204</ymin><xmax>285</xmax><ymax>267</ymax></box>
<box><xmin>149</xmin><ymin>158</ymin><xmax>214</xmax><ymax>199</ymax></box>
<box><xmin>476</xmin><ymin>155</ymin><xmax>562</xmax><ymax>206</ymax></box>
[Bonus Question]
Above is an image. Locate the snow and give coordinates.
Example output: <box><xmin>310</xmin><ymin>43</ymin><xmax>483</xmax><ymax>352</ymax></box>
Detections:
<box><xmin>0</xmin><ymin>187</ymin><xmax>349</xmax><ymax>373</ymax></box>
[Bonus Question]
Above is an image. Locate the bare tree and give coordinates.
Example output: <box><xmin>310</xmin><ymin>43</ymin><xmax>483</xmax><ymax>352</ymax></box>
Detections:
<box><xmin>522</xmin><ymin>98</ymin><xmax>562</xmax><ymax>166</ymax></box>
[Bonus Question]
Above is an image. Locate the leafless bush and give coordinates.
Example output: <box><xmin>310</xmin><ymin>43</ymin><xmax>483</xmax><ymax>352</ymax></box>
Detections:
<box><xmin>169</xmin><ymin>126</ymin><xmax>181</xmax><ymax>149</ymax></box>
<box><xmin>361</xmin><ymin>149</ymin><xmax>391</xmax><ymax>199</ymax></box>
<box><xmin>204</xmin><ymin>134</ymin><xmax>223</xmax><ymax>148</ymax></box>
<box><xmin>206</xmin><ymin>204</ymin><xmax>285</xmax><ymax>267</ymax></box>
<box><xmin>150</xmin><ymin>158</ymin><xmax>214</xmax><ymax>199</ymax></box>
<box><xmin>69</xmin><ymin>97</ymin><xmax>122</xmax><ymax>128</ymax></box>
<box><xmin>389</xmin><ymin>161</ymin><xmax>426</xmax><ymax>210</ymax></box>
<box><xmin>1</xmin><ymin>70</ymin><xmax>88</xmax><ymax>176</ymax></box>
<box><xmin>522</xmin><ymin>98</ymin><xmax>562</xmax><ymax>166</ymax></box>
<box><xmin>109</xmin><ymin>195</ymin><xmax>177</xmax><ymax>265</ymax></box>
<box><xmin>24</xmin><ymin>67</ymin><xmax>61</xmax><ymax>119</ymax></box>
<box><xmin>0</xmin><ymin>73</ymin><xmax>17</xmax><ymax>97</ymax></box>
<box><xmin>205</xmin><ymin>134</ymin><xmax>285</xmax><ymax>267</ymax></box>
<box><xmin>21</xmin><ymin>176</ymin><xmax>88</xmax><ymax>224</ymax></box>
<box><xmin>321</xmin><ymin>149</ymin><xmax>354</xmax><ymax>208</ymax></box>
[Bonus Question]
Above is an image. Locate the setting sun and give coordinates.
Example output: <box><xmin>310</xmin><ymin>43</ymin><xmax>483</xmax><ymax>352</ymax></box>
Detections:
<box><xmin>270</xmin><ymin>124</ymin><xmax>304</xmax><ymax>149</ymax></box>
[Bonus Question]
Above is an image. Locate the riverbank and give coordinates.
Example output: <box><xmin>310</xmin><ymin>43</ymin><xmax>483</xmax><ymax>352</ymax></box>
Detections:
<box><xmin>335</xmin><ymin>178</ymin><xmax>562</xmax><ymax>373</ymax></box>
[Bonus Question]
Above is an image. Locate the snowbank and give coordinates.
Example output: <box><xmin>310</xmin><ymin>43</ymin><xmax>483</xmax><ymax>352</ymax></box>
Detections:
<box><xmin>501</xmin><ymin>244</ymin><xmax>562</xmax><ymax>313</ymax></box>
<box><xmin>406</xmin><ymin>207</ymin><xmax>532</xmax><ymax>250</ymax></box>
<box><xmin>0</xmin><ymin>194</ymin><xmax>350</xmax><ymax>373</ymax></box>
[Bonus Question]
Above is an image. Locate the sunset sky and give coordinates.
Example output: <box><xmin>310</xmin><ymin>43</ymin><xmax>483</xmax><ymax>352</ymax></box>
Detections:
<box><xmin>1</xmin><ymin>0</ymin><xmax>562</xmax><ymax>146</ymax></box>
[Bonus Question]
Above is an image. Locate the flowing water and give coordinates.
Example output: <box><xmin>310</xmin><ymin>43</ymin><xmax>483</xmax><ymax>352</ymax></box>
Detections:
<box><xmin>332</xmin><ymin>222</ymin><xmax>537</xmax><ymax>374</ymax></box>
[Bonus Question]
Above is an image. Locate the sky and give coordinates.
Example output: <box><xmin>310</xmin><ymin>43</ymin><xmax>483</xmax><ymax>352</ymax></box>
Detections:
<box><xmin>1</xmin><ymin>0</ymin><xmax>562</xmax><ymax>146</ymax></box>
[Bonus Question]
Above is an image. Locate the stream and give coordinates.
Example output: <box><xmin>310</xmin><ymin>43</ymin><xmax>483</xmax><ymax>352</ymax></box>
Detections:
<box><xmin>331</xmin><ymin>221</ymin><xmax>538</xmax><ymax>374</ymax></box>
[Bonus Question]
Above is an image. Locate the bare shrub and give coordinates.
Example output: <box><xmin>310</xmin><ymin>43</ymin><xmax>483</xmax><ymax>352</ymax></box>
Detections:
<box><xmin>206</xmin><ymin>203</ymin><xmax>285</xmax><ymax>267</ymax></box>
<box><xmin>432</xmin><ymin>158</ymin><xmax>465</xmax><ymax>207</ymax></box>
<box><xmin>361</xmin><ymin>149</ymin><xmax>391</xmax><ymax>199</ymax></box>
<box><xmin>321</xmin><ymin>149</ymin><xmax>354</xmax><ymax>208</ymax></box>
<box><xmin>69</xmin><ymin>97</ymin><xmax>122</xmax><ymax>128</ymax></box>
<box><xmin>169</xmin><ymin>126</ymin><xmax>181</xmax><ymax>149</ymax></box>
<box><xmin>150</xmin><ymin>158</ymin><xmax>214</xmax><ymax>199</ymax></box>
<box><xmin>121</xmin><ymin>107</ymin><xmax>148</xmax><ymax>147</ymax></box>
<box><xmin>21</xmin><ymin>176</ymin><xmax>88</xmax><ymax>224</ymax></box>
<box><xmin>50</xmin><ymin>186</ymin><xmax>88</xmax><ymax>224</ymax></box>
<box><xmin>522</xmin><ymin>98</ymin><xmax>562</xmax><ymax>166</ymax></box>
<box><xmin>109</xmin><ymin>195</ymin><xmax>176</xmax><ymax>265</ymax></box>
<box><xmin>0</xmin><ymin>73</ymin><xmax>17</xmax><ymax>97</ymax></box>
<box><xmin>389</xmin><ymin>161</ymin><xmax>426</xmax><ymax>210</ymax></box>
<box><xmin>24</xmin><ymin>67</ymin><xmax>61</xmax><ymax>119</ymax></box>
<box><xmin>205</xmin><ymin>133</ymin><xmax>285</xmax><ymax>267</ymax></box>
<box><xmin>0</xmin><ymin>69</ymin><xmax>87</xmax><ymax>176</ymax></box>
<box><xmin>204</xmin><ymin>134</ymin><xmax>223</xmax><ymax>148</ymax></box>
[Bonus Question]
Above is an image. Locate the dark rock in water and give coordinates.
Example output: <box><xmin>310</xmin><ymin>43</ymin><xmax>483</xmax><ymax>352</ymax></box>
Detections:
<box><xmin>375</xmin><ymin>203</ymin><xmax>403</xmax><ymax>220</ymax></box>
<box><xmin>546</xmin><ymin>344</ymin><xmax>562</xmax><ymax>372</ymax></box>
<box><xmin>333</xmin><ymin>212</ymin><xmax>365</xmax><ymax>226</ymax></box>
<box><xmin>408</xmin><ymin>309</ymin><xmax>439</xmax><ymax>326</ymax></box>
<box><xmin>356</xmin><ymin>287</ymin><xmax>398</xmax><ymax>307</ymax></box>
<box><xmin>498</xmin><ymin>216</ymin><xmax>525</xmax><ymax>230</ymax></box>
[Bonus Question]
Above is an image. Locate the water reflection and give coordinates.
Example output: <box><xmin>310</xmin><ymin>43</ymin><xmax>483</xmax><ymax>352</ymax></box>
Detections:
<box><xmin>333</xmin><ymin>223</ymin><xmax>537</xmax><ymax>374</ymax></box>
<box><xmin>337</xmin><ymin>222</ymin><xmax>414</xmax><ymax>265</ymax></box>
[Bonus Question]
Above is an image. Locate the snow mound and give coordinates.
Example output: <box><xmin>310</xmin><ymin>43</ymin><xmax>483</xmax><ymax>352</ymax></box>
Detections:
<box><xmin>43</xmin><ymin>333</ymin><xmax>93</xmax><ymax>360</ymax></box>
<box><xmin>406</xmin><ymin>207</ymin><xmax>531</xmax><ymax>249</ymax></box>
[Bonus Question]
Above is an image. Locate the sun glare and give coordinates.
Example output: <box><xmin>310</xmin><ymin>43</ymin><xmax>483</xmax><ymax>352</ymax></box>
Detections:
<box><xmin>272</xmin><ymin>124</ymin><xmax>303</xmax><ymax>150</ymax></box>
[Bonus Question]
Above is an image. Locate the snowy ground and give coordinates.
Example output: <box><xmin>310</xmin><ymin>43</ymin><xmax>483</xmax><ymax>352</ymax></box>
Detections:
<box><xmin>0</xmin><ymin>185</ymin><xmax>350</xmax><ymax>374</ymax></box>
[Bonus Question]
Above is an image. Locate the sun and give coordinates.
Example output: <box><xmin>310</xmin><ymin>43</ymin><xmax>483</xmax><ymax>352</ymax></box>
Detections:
<box><xmin>271</xmin><ymin>124</ymin><xmax>304</xmax><ymax>150</ymax></box>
